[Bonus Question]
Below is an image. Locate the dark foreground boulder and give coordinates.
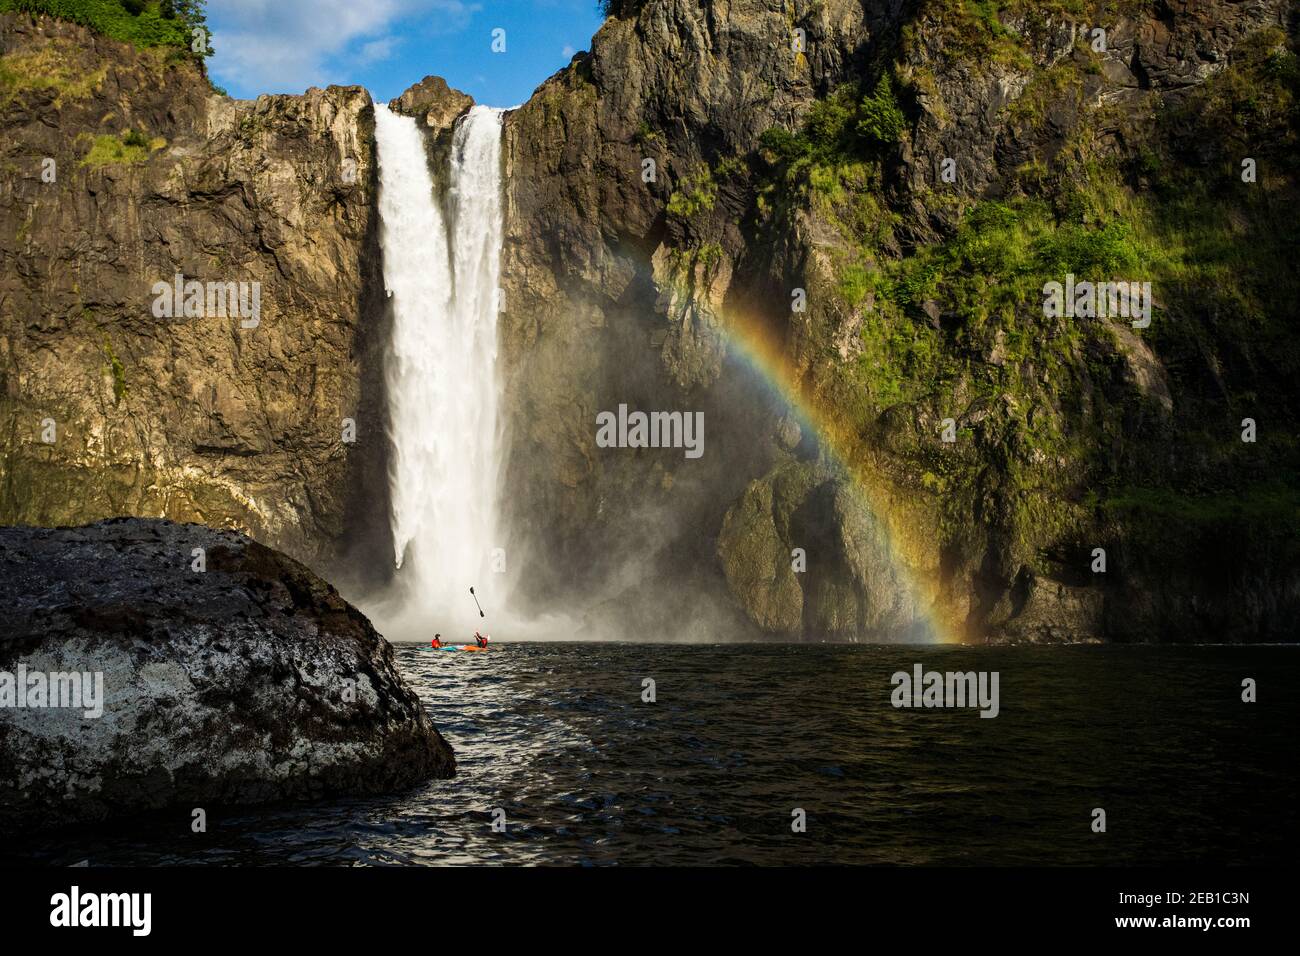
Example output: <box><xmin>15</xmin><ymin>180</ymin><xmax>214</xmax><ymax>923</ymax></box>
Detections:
<box><xmin>0</xmin><ymin>518</ymin><xmax>454</xmax><ymax>834</ymax></box>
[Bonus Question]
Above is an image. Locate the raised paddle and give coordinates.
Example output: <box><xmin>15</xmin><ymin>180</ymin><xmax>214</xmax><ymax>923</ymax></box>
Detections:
<box><xmin>470</xmin><ymin>586</ymin><xmax>485</xmax><ymax>618</ymax></box>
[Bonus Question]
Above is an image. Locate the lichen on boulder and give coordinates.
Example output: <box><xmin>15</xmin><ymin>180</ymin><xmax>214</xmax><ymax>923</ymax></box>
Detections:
<box><xmin>0</xmin><ymin>518</ymin><xmax>454</xmax><ymax>835</ymax></box>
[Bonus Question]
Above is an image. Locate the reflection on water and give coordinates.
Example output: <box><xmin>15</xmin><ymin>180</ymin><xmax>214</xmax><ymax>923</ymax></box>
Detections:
<box><xmin>7</xmin><ymin>644</ymin><xmax>1297</xmax><ymax>865</ymax></box>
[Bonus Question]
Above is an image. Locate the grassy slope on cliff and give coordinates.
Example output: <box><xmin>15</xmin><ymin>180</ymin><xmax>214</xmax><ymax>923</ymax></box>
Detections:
<box><xmin>0</xmin><ymin>0</ymin><xmax>203</xmax><ymax>49</ymax></box>
<box><xmin>0</xmin><ymin>0</ymin><xmax>214</xmax><ymax>76</ymax></box>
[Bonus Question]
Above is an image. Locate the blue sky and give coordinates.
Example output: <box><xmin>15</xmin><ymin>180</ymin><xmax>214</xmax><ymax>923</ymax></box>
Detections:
<box><xmin>207</xmin><ymin>1</ymin><xmax>607</xmax><ymax>108</ymax></box>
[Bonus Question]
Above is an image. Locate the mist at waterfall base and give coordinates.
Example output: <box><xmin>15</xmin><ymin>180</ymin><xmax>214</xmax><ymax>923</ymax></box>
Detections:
<box><xmin>360</xmin><ymin>101</ymin><xmax>743</xmax><ymax>645</ymax></box>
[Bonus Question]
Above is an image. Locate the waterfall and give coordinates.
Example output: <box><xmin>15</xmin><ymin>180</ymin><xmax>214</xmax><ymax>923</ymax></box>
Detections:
<box><xmin>373</xmin><ymin>102</ymin><xmax>506</xmax><ymax>640</ymax></box>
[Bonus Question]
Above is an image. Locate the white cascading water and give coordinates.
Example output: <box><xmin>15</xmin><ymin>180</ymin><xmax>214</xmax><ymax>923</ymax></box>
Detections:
<box><xmin>372</xmin><ymin>102</ymin><xmax>506</xmax><ymax>641</ymax></box>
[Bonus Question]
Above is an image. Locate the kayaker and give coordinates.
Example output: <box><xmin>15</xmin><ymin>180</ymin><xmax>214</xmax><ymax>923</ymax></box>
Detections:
<box><xmin>431</xmin><ymin>633</ymin><xmax>443</xmax><ymax>648</ymax></box>
<box><xmin>474</xmin><ymin>631</ymin><xmax>489</xmax><ymax>649</ymax></box>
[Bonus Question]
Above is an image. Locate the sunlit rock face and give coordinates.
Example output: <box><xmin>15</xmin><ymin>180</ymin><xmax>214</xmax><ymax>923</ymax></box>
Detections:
<box><xmin>0</xmin><ymin>518</ymin><xmax>454</xmax><ymax>836</ymax></box>
<box><xmin>0</xmin><ymin>12</ymin><xmax>390</xmax><ymax>584</ymax></box>
<box><xmin>391</xmin><ymin>74</ymin><xmax>474</xmax><ymax>138</ymax></box>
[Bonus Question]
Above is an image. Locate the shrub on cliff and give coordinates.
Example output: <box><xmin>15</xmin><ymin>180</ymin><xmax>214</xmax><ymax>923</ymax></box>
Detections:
<box><xmin>0</xmin><ymin>0</ymin><xmax>211</xmax><ymax>60</ymax></box>
<box><xmin>759</xmin><ymin>74</ymin><xmax>907</xmax><ymax>178</ymax></box>
<box><xmin>857</xmin><ymin>76</ymin><xmax>906</xmax><ymax>146</ymax></box>
<box><xmin>666</xmin><ymin>165</ymin><xmax>717</xmax><ymax>220</ymax></box>
<box><xmin>78</xmin><ymin>129</ymin><xmax>159</xmax><ymax>166</ymax></box>
<box><xmin>597</xmin><ymin>0</ymin><xmax>643</xmax><ymax>17</ymax></box>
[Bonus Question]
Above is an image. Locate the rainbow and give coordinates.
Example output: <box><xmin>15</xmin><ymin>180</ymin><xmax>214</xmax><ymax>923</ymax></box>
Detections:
<box><xmin>703</xmin><ymin>302</ymin><xmax>960</xmax><ymax>644</ymax></box>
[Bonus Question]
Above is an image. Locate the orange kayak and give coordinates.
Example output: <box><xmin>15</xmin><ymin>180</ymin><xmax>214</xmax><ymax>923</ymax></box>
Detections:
<box><xmin>432</xmin><ymin>644</ymin><xmax>488</xmax><ymax>652</ymax></box>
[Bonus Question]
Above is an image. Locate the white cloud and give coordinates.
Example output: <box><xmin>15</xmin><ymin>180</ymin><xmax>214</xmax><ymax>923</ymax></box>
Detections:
<box><xmin>561</xmin><ymin>44</ymin><xmax>576</xmax><ymax>59</ymax></box>
<box><xmin>211</xmin><ymin>0</ymin><xmax>479</xmax><ymax>95</ymax></box>
<box><xmin>357</xmin><ymin>37</ymin><xmax>401</xmax><ymax>66</ymax></box>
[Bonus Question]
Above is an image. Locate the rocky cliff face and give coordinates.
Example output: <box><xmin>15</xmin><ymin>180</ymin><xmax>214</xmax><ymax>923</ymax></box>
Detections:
<box><xmin>0</xmin><ymin>518</ymin><xmax>453</xmax><ymax>835</ymax></box>
<box><xmin>496</xmin><ymin>0</ymin><xmax>1300</xmax><ymax>642</ymax></box>
<box><xmin>498</xmin><ymin>0</ymin><xmax>889</xmax><ymax>639</ymax></box>
<box><xmin>4</xmin><ymin>3</ymin><xmax>1296</xmax><ymax>644</ymax></box>
<box><xmin>0</xmin><ymin>12</ymin><xmax>391</xmax><ymax>582</ymax></box>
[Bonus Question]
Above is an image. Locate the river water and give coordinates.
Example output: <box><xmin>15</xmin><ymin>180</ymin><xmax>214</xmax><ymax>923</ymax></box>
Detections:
<box><xmin>6</xmin><ymin>643</ymin><xmax>1295</xmax><ymax>866</ymax></box>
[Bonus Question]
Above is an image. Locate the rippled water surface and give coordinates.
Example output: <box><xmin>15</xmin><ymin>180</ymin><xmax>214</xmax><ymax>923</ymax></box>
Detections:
<box><xmin>8</xmin><ymin>643</ymin><xmax>1297</xmax><ymax>865</ymax></box>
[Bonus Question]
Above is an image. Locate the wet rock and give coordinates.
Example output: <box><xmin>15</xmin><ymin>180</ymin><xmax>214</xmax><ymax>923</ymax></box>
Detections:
<box><xmin>995</xmin><ymin>573</ymin><xmax>1105</xmax><ymax>644</ymax></box>
<box><xmin>775</xmin><ymin>414</ymin><xmax>802</xmax><ymax>450</ymax></box>
<box><xmin>0</xmin><ymin>518</ymin><xmax>453</xmax><ymax>835</ymax></box>
<box><xmin>717</xmin><ymin>461</ymin><xmax>924</xmax><ymax>640</ymax></box>
<box><xmin>717</xmin><ymin>468</ymin><xmax>806</xmax><ymax>634</ymax></box>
